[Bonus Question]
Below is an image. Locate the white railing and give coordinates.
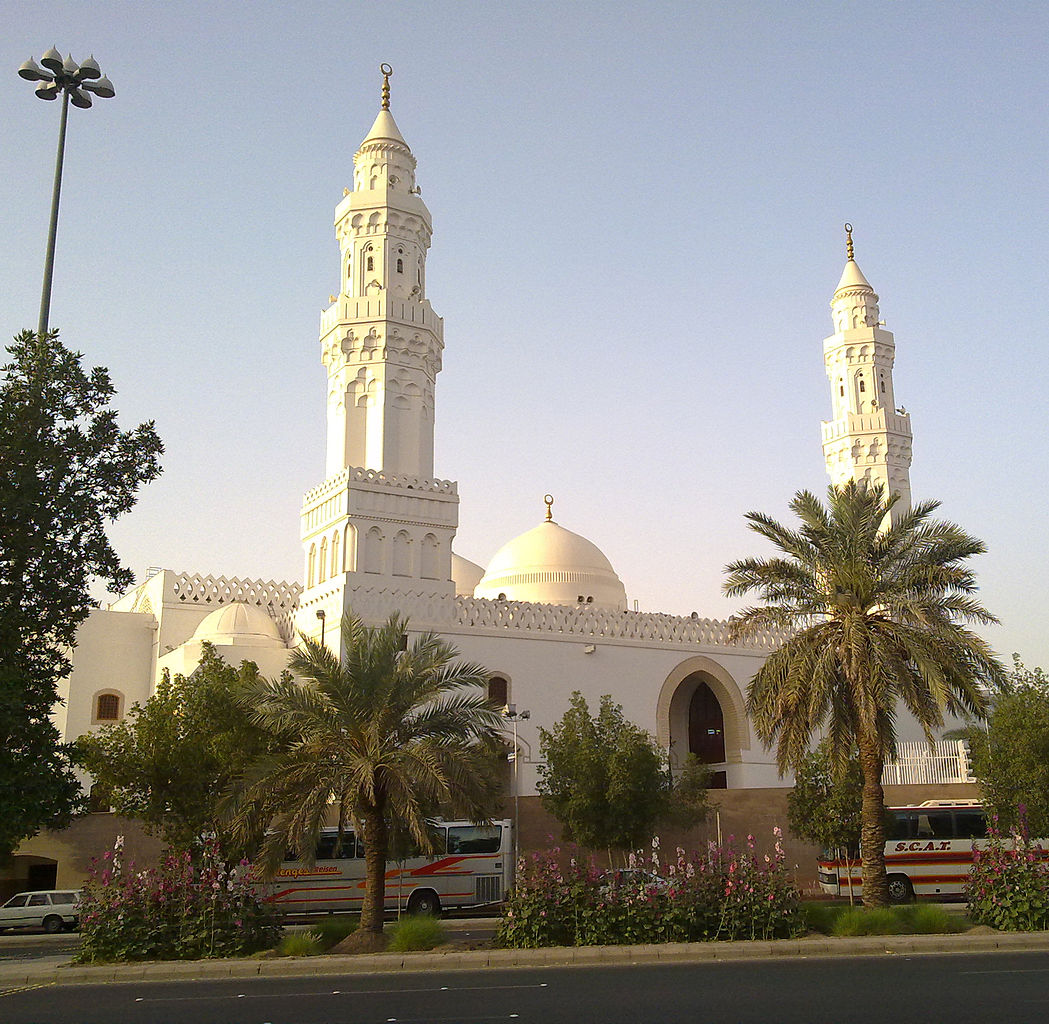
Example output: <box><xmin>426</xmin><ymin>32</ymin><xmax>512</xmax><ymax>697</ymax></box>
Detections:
<box><xmin>882</xmin><ymin>740</ymin><xmax>973</xmax><ymax>785</ymax></box>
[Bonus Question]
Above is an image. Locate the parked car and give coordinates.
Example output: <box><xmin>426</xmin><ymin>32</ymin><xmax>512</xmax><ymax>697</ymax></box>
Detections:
<box><xmin>0</xmin><ymin>890</ymin><xmax>81</xmax><ymax>933</ymax></box>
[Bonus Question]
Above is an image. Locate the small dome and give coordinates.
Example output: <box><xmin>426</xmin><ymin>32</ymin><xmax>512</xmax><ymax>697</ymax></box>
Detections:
<box><xmin>452</xmin><ymin>552</ymin><xmax>485</xmax><ymax>597</ymax></box>
<box><xmin>190</xmin><ymin>602</ymin><xmax>285</xmax><ymax>648</ymax></box>
<box><xmin>835</xmin><ymin>258</ymin><xmax>875</xmax><ymax>294</ymax></box>
<box><xmin>474</xmin><ymin>504</ymin><xmax>627</xmax><ymax>611</ymax></box>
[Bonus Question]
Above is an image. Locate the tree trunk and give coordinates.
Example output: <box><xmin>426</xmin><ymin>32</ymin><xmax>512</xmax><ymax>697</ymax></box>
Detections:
<box><xmin>857</xmin><ymin>734</ymin><xmax>889</xmax><ymax>907</ymax></box>
<box><xmin>360</xmin><ymin>806</ymin><xmax>388</xmax><ymax>935</ymax></box>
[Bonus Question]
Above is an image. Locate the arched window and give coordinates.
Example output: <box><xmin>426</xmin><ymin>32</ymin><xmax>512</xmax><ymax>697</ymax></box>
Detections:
<box><xmin>880</xmin><ymin>375</ymin><xmax>886</xmax><ymax>393</ymax></box>
<box><xmin>344</xmin><ymin>524</ymin><xmax>357</xmax><ymax>572</ymax></box>
<box><xmin>94</xmin><ymin>692</ymin><xmax>122</xmax><ymax>722</ymax></box>
<box><xmin>331</xmin><ymin>531</ymin><xmax>341</xmax><ymax>576</ymax></box>
<box><xmin>318</xmin><ymin>538</ymin><xmax>328</xmax><ymax>584</ymax></box>
<box><xmin>366</xmin><ymin>255</ymin><xmax>374</xmax><ymax>272</ymax></box>
<box><xmin>364</xmin><ymin>527</ymin><xmax>384</xmax><ymax>573</ymax></box>
<box><xmin>859</xmin><ymin>376</ymin><xmax>866</xmax><ymax>393</ymax></box>
<box><xmin>308</xmin><ymin>544</ymin><xmax>317</xmax><ymax>587</ymax></box>
<box><xmin>396</xmin><ymin>258</ymin><xmax>403</xmax><ymax>273</ymax></box>
<box><xmin>688</xmin><ymin>682</ymin><xmax>725</xmax><ymax>764</ymax></box>
<box><xmin>488</xmin><ymin>675</ymin><xmax>509</xmax><ymax>709</ymax></box>
<box><xmin>421</xmin><ymin>533</ymin><xmax>439</xmax><ymax>579</ymax></box>
<box><xmin>393</xmin><ymin>531</ymin><xmax>412</xmax><ymax>576</ymax></box>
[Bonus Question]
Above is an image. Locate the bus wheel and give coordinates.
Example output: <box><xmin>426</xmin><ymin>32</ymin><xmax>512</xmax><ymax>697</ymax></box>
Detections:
<box><xmin>407</xmin><ymin>890</ymin><xmax>441</xmax><ymax>917</ymax></box>
<box><xmin>887</xmin><ymin>875</ymin><xmax>914</xmax><ymax>904</ymax></box>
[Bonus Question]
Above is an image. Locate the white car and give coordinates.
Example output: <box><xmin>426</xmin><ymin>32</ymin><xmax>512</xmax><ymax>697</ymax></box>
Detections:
<box><xmin>0</xmin><ymin>890</ymin><xmax>81</xmax><ymax>933</ymax></box>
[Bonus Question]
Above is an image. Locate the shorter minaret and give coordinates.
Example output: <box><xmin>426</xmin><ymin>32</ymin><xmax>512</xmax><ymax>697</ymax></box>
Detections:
<box><xmin>821</xmin><ymin>224</ymin><xmax>913</xmax><ymax>511</ymax></box>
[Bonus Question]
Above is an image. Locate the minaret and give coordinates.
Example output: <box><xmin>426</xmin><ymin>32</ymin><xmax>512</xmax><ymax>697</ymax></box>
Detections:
<box><xmin>296</xmin><ymin>66</ymin><xmax>458</xmax><ymax>646</ymax></box>
<box><xmin>821</xmin><ymin>224</ymin><xmax>913</xmax><ymax>511</ymax></box>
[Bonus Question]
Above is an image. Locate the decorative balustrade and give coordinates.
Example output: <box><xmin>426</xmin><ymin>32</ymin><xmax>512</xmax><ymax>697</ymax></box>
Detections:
<box><xmin>453</xmin><ymin>596</ymin><xmax>782</xmax><ymax>650</ymax></box>
<box><xmin>169</xmin><ymin>572</ymin><xmax>302</xmax><ymax>644</ymax></box>
<box><xmin>882</xmin><ymin>740</ymin><xmax>973</xmax><ymax>786</ymax></box>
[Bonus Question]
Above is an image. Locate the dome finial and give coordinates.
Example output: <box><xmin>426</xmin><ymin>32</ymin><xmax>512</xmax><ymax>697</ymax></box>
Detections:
<box><xmin>380</xmin><ymin>63</ymin><xmax>393</xmax><ymax>111</ymax></box>
<box><xmin>845</xmin><ymin>222</ymin><xmax>855</xmax><ymax>262</ymax></box>
<box><xmin>544</xmin><ymin>493</ymin><xmax>554</xmax><ymax>522</ymax></box>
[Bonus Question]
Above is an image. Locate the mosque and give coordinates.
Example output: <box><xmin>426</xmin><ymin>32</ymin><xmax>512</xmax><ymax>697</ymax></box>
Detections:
<box><xmin>14</xmin><ymin>71</ymin><xmax>972</xmax><ymax>893</ymax></box>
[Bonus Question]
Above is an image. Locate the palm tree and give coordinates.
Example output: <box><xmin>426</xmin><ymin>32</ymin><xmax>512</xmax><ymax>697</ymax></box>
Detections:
<box><xmin>724</xmin><ymin>481</ymin><xmax>1006</xmax><ymax>906</ymax></box>
<box><xmin>230</xmin><ymin>612</ymin><xmax>504</xmax><ymax>948</ymax></box>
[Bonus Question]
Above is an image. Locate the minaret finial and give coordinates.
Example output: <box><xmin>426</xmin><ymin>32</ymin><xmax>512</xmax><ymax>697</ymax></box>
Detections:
<box><xmin>544</xmin><ymin>493</ymin><xmax>554</xmax><ymax>522</ymax></box>
<box><xmin>380</xmin><ymin>63</ymin><xmax>393</xmax><ymax>111</ymax></box>
<box><xmin>845</xmin><ymin>222</ymin><xmax>855</xmax><ymax>262</ymax></box>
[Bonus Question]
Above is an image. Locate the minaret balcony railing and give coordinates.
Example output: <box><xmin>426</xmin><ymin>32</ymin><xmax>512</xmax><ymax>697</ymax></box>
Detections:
<box><xmin>821</xmin><ymin>410</ymin><xmax>912</xmax><ymax>443</ymax></box>
<box><xmin>320</xmin><ymin>295</ymin><xmax>442</xmax><ymax>336</ymax></box>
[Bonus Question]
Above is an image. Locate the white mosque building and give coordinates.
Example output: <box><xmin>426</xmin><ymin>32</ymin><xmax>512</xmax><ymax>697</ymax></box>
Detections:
<box><xmin>16</xmin><ymin>73</ymin><xmax>974</xmax><ymax>892</ymax></box>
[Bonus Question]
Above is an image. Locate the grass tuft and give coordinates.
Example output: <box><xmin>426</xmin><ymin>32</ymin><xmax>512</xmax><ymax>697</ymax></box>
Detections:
<box><xmin>277</xmin><ymin>931</ymin><xmax>323</xmax><ymax>956</ymax></box>
<box><xmin>387</xmin><ymin>914</ymin><xmax>446</xmax><ymax>952</ymax></box>
<box><xmin>312</xmin><ymin>916</ymin><xmax>359</xmax><ymax>949</ymax></box>
<box><xmin>831</xmin><ymin>906</ymin><xmax>902</xmax><ymax>936</ymax></box>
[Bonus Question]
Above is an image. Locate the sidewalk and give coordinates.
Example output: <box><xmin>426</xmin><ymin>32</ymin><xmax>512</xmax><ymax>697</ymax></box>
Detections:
<box><xmin>4</xmin><ymin>931</ymin><xmax>1049</xmax><ymax>989</ymax></box>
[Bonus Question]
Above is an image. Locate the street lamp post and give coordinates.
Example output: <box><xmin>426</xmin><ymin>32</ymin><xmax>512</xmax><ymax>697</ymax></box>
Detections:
<box><xmin>502</xmin><ymin>704</ymin><xmax>530</xmax><ymax>871</ymax></box>
<box><xmin>18</xmin><ymin>48</ymin><xmax>115</xmax><ymax>336</ymax></box>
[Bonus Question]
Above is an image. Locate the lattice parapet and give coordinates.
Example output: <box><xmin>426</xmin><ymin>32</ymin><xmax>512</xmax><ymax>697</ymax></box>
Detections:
<box><xmin>454</xmin><ymin>597</ymin><xmax>783</xmax><ymax>651</ymax></box>
<box><xmin>296</xmin><ymin>586</ymin><xmax>457</xmax><ymax>630</ymax></box>
<box><xmin>170</xmin><ymin>573</ymin><xmax>303</xmax><ymax>644</ymax></box>
<box><xmin>302</xmin><ymin>467</ymin><xmax>457</xmax><ymax>507</ymax></box>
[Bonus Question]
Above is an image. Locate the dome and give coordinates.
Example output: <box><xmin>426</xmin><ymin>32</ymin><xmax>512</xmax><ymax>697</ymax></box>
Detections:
<box><xmin>474</xmin><ymin>502</ymin><xmax>627</xmax><ymax>611</ymax></box>
<box><xmin>452</xmin><ymin>552</ymin><xmax>485</xmax><ymax>597</ymax></box>
<box><xmin>190</xmin><ymin>602</ymin><xmax>286</xmax><ymax>648</ymax></box>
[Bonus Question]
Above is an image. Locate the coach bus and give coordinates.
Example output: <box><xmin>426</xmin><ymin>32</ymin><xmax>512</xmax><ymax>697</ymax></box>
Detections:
<box><xmin>817</xmin><ymin>801</ymin><xmax>1018</xmax><ymax>903</ymax></box>
<box><xmin>254</xmin><ymin>819</ymin><xmax>513</xmax><ymax>917</ymax></box>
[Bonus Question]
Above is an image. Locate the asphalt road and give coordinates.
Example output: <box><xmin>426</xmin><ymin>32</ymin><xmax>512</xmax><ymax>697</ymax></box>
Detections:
<box><xmin>3</xmin><ymin>951</ymin><xmax>1048</xmax><ymax>1024</ymax></box>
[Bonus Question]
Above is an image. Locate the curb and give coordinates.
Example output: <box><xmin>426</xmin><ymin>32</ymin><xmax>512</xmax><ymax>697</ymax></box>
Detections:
<box><xmin>4</xmin><ymin>931</ymin><xmax>1049</xmax><ymax>988</ymax></box>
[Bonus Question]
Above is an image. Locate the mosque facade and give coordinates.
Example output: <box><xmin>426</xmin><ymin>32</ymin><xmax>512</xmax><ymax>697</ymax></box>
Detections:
<box><xmin>16</xmin><ymin>76</ymin><xmax>963</xmax><ymax>892</ymax></box>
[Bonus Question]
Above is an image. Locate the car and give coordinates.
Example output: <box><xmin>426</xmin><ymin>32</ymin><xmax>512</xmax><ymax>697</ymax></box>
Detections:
<box><xmin>0</xmin><ymin>890</ymin><xmax>81</xmax><ymax>933</ymax></box>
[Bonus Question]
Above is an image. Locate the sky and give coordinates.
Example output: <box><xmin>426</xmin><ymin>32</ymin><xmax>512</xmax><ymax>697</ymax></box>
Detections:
<box><xmin>3</xmin><ymin>1</ymin><xmax>1046</xmax><ymax>670</ymax></box>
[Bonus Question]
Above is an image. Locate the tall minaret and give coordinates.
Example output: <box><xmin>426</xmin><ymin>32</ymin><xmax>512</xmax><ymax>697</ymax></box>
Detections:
<box><xmin>296</xmin><ymin>66</ymin><xmax>458</xmax><ymax>646</ymax></box>
<box><xmin>821</xmin><ymin>224</ymin><xmax>913</xmax><ymax>511</ymax></box>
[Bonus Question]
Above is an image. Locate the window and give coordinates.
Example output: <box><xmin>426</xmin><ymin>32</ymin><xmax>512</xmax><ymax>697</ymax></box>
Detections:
<box><xmin>447</xmin><ymin>825</ymin><xmax>501</xmax><ymax>854</ymax></box>
<box><xmin>315</xmin><ymin>832</ymin><xmax>360</xmax><ymax>859</ymax></box>
<box><xmin>858</xmin><ymin>377</ymin><xmax>866</xmax><ymax>393</ymax></box>
<box><xmin>488</xmin><ymin>676</ymin><xmax>508</xmax><ymax>708</ymax></box>
<box><xmin>396</xmin><ymin>258</ymin><xmax>403</xmax><ymax>273</ymax></box>
<box><xmin>954</xmin><ymin>810</ymin><xmax>987</xmax><ymax>839</ymax></box>
<box><xmin>50</xmin><ymin>893</ymin><xmax>77</xmax><ymax>905</ymax></box>
<box><xmin>3</xmin><ymin>894</ymin><xmax>29</xmax><ymax>908</ymax></box>
<box><xmin>366</xmin><ymin>255</ymin><xmax>374</xmax><ymax>271</ymax></box>
<box><xmin>28</xmin><ymin>894</ymin><xmax>48</xmax><ymax>907</ymax></box>
<box><xmin>96</xmin><ymin>693</ymin><xmax>120</xmax><ymax>721</ymax></box>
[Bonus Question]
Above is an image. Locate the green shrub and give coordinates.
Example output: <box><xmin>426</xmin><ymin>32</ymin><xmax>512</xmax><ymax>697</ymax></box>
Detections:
<box><xmin>312</xmin><ymin>915</ymin><xmax>359</xmax><ymax>949</ymax></box>
<box><xmin>801</xmin><ymin>901</ymin><xmax>843</xmax><ymax>934</ymax></box>
<box><xmin>76</xmin><ymin>838</ymin><xmax>281</xmax><ymax>963</ymax></box>
<box><xmin>278</xmin><ymin>931</ymin><xmax>323</xmax><ymax>956</ymax></box>
<box><xmin>967</xmin><ymin>812</ymin><xmax>1049</xmax><ymax>931</ymax></box>
<box><xmin>387</xmin><ymin>914</ymin><xmax>446</xmax><ymax>952</ymax></box>
<box><xmin>830</xmin><ymin>907</ymin><xmax>903</xmax><ymax>936</ymax></box>
<box><xmin>498</xmin><ymin>830</ymin><xmax>804</xmax><ymax>949</ymax></box>
<box><xmin>904</xmin><ymin>904</ymin><xmax>960</xmax><ymax>934</ymax></box>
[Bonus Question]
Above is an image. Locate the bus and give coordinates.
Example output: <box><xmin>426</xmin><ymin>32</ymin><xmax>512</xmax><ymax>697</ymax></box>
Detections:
<box><xmin>816</xmin><ymin>801</ymin><xmax>1037</xmax><ymax>903</ymax></box>
<box><xmin>254</xmin><ymin>819</ymin><xmax>513</xmax><ymax>917</ymax></box>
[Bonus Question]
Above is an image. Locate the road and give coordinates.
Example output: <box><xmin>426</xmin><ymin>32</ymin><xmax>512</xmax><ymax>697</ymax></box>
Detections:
<box><xmin>3</xmin><ymin>951</ymin><xmax>1048</xmax><ymax>1023</ymax></box>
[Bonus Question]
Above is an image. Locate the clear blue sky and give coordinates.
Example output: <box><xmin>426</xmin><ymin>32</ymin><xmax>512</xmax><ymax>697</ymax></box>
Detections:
<box><xmin>3</xmin><ymin>1</ymin><xmax>1046</xmax><ymax>670</ymax></box>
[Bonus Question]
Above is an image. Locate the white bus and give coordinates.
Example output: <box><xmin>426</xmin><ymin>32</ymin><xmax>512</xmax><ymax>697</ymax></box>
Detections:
<box><xmin>817</xmin><ymin>801</ymin><xmax>1046</xmax><ymax>903</ymax></box>
<box><xmin>254</xmin><ymin>819</ymin><xmax>513</xmax><ymax>917</ymax></box>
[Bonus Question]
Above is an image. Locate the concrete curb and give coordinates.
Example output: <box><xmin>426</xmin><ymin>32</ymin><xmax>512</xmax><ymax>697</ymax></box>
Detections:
<box><xmin>4</xmin><ymin>931</ymin><xmax>1049</xmax><ymax>989</ymax></box>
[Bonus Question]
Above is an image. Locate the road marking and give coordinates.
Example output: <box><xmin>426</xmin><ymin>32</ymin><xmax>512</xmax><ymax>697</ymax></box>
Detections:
<box><xmin>961</xmin><ymin>968</ymin><xmax>1049</xmax><ymax>975</ymax></box>
<box><xmin>128</xmin><ymin>981</ymin><xmax>550</xmax><ymax>1004</ymax></box>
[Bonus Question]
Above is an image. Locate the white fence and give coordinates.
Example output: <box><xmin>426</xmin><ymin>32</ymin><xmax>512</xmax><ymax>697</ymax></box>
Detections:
<box><xmin>882</xmin><ymin>740</ymin><xmax>973</xmax><ymax>785</ymax></box>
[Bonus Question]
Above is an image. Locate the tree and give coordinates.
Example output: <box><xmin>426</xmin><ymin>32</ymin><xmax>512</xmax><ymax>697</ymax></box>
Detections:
<box><xmin>0</xmin><ymin>330</ymin><xmax>162</xmax><ymax>854</ymax></box>
<box><xmin>73</xmin><ymin>644</ymin><xmax>277</xmax><ymax>854</ymax></box>
<box><xmin>537</xmin><ymin>691</ymin><xmax>709</xmax><ymax>859</ymax></box>
<box><xmin>724</xmin><ymin>481</ymin><xmax>1005</xmax><ymax>906</ymax></box>
<box><xmin>229</xmin><ymin>612</ymin><xmax>504</xmax><ymax>950</ymax></box>
<box><xmin>969</xmin><ymin>657</ymin><xmax>1049</xmax><ymax>837</ymax></box>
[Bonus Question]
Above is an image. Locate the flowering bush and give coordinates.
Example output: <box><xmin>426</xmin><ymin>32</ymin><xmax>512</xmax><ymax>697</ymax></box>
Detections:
<box><xmin>76</xmin><ymin>837</ymin><xmax>281</xmax><ymax>962</ymax></box>
<box><xmin>967</xmin><ymin>811</ymin><xmax>1049</xmax><ymax>932</ymax></box>
<box><xmin>498</xmin><ymin>828</ymin><xmax>802</xmax><ymax>948</ymax></box>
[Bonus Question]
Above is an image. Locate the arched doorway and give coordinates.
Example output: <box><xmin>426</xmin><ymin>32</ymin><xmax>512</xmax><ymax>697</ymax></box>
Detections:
<box><xmin>688</xmin><ymin>682</ymin><xmax>725</xmax><ymax>764</ymax></box>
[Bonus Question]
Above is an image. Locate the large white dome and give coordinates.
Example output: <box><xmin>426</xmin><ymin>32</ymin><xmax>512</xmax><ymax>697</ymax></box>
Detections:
<box><xmin>474</xmin><ymin>510</ymin><xmax>627</xmax><ymax>611</ymax></box>
<box><xmin>190</xmin><ymin>602</ymin><xmax>286</xmax><ymax>647</ymax></box>
<box><xmin>451</xmin><ymin>552</ymin><xmax>485</xmax><ymax>597</ymax></box>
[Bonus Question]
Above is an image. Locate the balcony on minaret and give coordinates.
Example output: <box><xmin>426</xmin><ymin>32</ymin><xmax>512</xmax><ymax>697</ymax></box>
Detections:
<box><xmin>320</xmin><ymin>295</ymin><xmax>443</xmax><ymax>338</ymax></box>
<box><xmin>821</xmin><ymin>407</ymin><xmax>912</xmax><ymax>445</ymax></box>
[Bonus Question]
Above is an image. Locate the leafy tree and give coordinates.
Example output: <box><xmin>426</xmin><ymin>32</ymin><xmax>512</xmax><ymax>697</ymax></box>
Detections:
<box><xmin>969</xmin><ymin>657</ymin><xmax>1049</xmax><ymax>837</ymax></box>
<box><xmin>229</xmin><ymin>612</ymin><xmax>503</xmax><ymax>950</ymax></box>
<box><xmin>0</xmin><ymin>330</ymin><xmax>162</xmax><ymax>854</ymax></box>
<box><xmin>787</xmin><ymin>740</ymin><xmax>863</xmax><ymax>856</ymax></box>
<box><xmin>537</xmin><ymin>691</ymin><xmax>709</xmax><ymax>859</ymax></box>
<box><xmin>724</xmin><ymin>481</ymin><xmax>1005</xmax><ymax>906</ymax></box>
<box><xmin>73</xmin><ymin>644</ymin><xmax>277</xmax><ymax>854</ymax></box>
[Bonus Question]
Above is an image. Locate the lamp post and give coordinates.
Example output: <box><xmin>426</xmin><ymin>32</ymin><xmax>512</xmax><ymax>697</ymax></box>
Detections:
<box><xmin>315</xmin><ymin>609</ymin><xmax>326</xmax><ymax>647</ymax></box>
<box><xmin>502</xmin><ymin>703</ymin><xmax>530</xmax><ymax>871</ymax></box>
<box><xmin>18</xmin><ymin>48</ymin><xmax>115</xmax><ymax>337</ymax></box>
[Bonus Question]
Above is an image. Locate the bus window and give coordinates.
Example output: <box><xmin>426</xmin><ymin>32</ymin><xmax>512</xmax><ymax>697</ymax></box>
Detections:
<box><xmin>887</xmin><ymin>812</ymin><xmax>916</xmax><ymax>840</ymax></box>
<box><xmin>954</xmin><ymin>810</ymin><xmax>987</xmax><ymax>839</ymax></box>
<box><xmin>447</xmin><ymin>825</ymin><xmax>501</xmax><ymax>854</ymax></box>
<box><xmin>916</xmin><ymin>812</ymin><xmax>954</xmax><ymax>838</ymax></box>
<box><xmin>315</xmin><ymin>832</ymin><xmax>359</xmax><ymax>859</ymax></box>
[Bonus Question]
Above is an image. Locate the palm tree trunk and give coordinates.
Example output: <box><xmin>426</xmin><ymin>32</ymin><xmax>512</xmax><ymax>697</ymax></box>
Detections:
<box><xmin>360</xmin><ymin>807</ymin><xmax>388</xmax><ymax>935</ymax></box>
<box><xmin>857</xmin><ymin>735</ymin><xmax>889</xmax><ymax>907</ymax></box>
